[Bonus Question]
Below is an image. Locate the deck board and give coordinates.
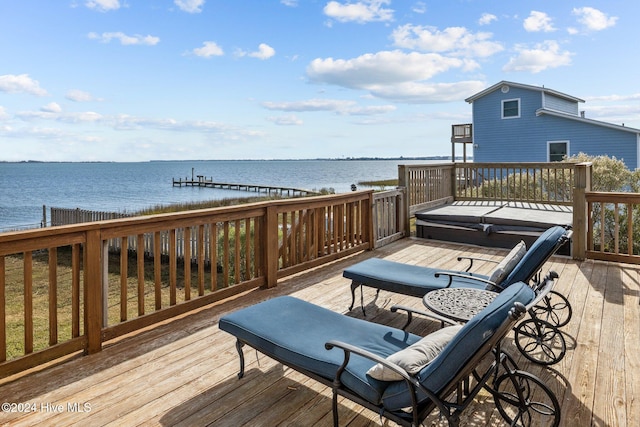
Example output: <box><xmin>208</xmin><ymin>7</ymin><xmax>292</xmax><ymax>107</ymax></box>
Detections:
<box><xmin>0</xmin><ymin>238</ymin><xmax>638</xmax><ymax>426</ymax></box>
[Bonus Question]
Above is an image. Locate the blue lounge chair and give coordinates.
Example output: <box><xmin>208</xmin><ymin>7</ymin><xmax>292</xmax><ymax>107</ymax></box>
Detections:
<box><xmin>344</xmin><ymin>225</ymin><xmax>570</xmax><ymax>311</ymax></box>
<box><xmin>219</xmin><ymin>281</ymin><xmax>560</xmax><ymax>427</ymax></box>
<box><xmin>343</xmin><ymin>225</ymin><xmax>572</xmax><ymax>365</ymax></box>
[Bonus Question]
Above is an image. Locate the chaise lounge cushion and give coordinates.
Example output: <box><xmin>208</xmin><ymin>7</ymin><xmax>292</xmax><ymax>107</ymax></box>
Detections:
<box><xmin>381</xmin><ymin>282</ymin><xmax>535</xmax><ymax>411</ymax></box>
<box><xmin>366</xmin><ymin>324</ymin><xmax>463</xmax><ymax>381</ymax></box>
<box><xmin>219</xmin><ymin>282</ymin><xmax>535</xmax><ymax>412</ymax></box>
<box><xmin>219</xmin><ymin>296</ymin><xmax>423</xmax><ymax>405</ymax></box>
<box><xmin>343</xmin><ymin>225</ymin><xmax>569</xmax><ymax>300</ymax></box>
<box><xmin>344</xmin><ymin>258</ymin><xmax>487</xmax><ymax>298</ymax></box>
<box><xmin>502</xmin><ymin>226</ymin><xmax>568</xmax><ymax>285</ymax></box>
<box><xmin>488</xmin><ymin>240</ymin><xmax>526</xmax><ymax>286</ymax></box>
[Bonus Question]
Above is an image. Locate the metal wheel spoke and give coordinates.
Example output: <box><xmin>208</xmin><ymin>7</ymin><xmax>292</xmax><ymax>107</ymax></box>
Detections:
<box><xmin>532</xmin><ymin>291</ymin><xmax>572</xmax><ymax>327</ymax></box>
<box><xmin>494</xmin><ymin>370</ymin><xmax>560</xmax><ymax>427</ymax></box>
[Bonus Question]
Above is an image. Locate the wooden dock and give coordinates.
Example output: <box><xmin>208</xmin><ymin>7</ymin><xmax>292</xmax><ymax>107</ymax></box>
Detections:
<box><xmin>172</xmin><ymin>175</ymin><xmax>318</xmax><ymax>197</ymax></box>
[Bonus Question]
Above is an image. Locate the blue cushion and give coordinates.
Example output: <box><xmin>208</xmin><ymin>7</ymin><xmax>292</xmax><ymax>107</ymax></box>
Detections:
<box><xmin>343</xmin><ymin>258</ymin><xmax>487</xmax><ymax>297</ymax></box>
<box><xmin>219</xmin><ymin>296</ymin><xmax>422</xmax><ymax>405</ymax></box>
<box><xmin>381</xmin><ymin>282</ymin><xmax>535</xmax><ymax>411</ymax></box>
<box><xmin>503</xmin><ymin>226</ymin><xmax>567</xmax><ymax>285</ymax></box>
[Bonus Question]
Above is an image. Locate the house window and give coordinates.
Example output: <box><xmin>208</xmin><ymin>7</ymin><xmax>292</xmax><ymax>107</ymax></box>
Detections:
<box><xmin>502</xmin><ymin>99</ymin><xmax>520</xmax><ymax>119</ymax></box>
<box><xmin>548</xmin><ymin>141</ymin><xmax>569</xmax><ymax>162</ymax></box>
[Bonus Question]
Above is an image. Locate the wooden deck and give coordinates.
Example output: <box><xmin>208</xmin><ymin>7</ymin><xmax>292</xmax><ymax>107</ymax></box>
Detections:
<box><xmin>0</xmin><ymin>237</ymin><xmax>638</xmax><ymax>426</ymax></box>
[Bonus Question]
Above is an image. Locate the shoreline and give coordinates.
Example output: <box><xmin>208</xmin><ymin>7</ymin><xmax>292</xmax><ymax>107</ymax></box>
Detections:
<box><xmin>0</xmin><ymin>156</ymin><xmax>470</xmax><ymax>164</ymax></box>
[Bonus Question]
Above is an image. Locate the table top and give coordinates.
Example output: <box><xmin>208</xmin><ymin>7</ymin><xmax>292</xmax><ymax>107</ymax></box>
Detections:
<box><xmin>423</xmin><ymin>287</ymin><xmax>498</xmax><ymax>322</ymax></box>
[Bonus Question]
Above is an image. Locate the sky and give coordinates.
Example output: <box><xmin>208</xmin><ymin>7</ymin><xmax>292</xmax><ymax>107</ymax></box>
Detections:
<box><xmin>0</xmin><ymin>0</ymin><xmax>638</xmax><ymax>162</ymax></box>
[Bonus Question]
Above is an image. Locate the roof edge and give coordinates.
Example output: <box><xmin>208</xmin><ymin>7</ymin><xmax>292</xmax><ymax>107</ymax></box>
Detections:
<box><xmin>465</xmin><ymin>81</ymin><xmax>585</xmax><ymax>104</ymax></box>
<box><xmin>536</xmin><ymin>108</ymin><xmax>640</xmax><ymax>134</ymax></box>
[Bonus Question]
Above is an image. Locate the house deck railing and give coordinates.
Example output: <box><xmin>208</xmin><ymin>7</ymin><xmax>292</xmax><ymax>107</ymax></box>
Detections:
<box><xmin>0</xmin><ymin>190</ymin><xmax>408</xmax><ymax>377</ymax></box>
<box><xmin>453</xmin><ymin>162</ymin><xmax>576</xmax><ymax>205</ymax></box>
<box><xmin>399</xmin><ymin>161</ymin><xmax>594</xmax><ymax>259</ymax></box>
<box><xmin>585</xmin><ymin>191</ymin><xmax>640</xmax><ymax>264</ymax></box>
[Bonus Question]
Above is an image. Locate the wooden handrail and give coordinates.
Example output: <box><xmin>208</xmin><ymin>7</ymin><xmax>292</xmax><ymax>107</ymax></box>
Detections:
<box><xmin>585</xmin><ymin>191</ymin><xmax>640</xmax><ymax>263</ymax></box>
<box><xmin>0</xmin><ymin>191</ymin><xmax>379</xmax><ymax>377</ymax></box>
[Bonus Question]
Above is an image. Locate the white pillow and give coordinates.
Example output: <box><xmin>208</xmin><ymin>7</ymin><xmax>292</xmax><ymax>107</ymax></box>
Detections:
<box><xmin>488</xmin><ymin>240</ymin><xmax>526</xmax><ymax>286</ymax></box>
<box><xmin>366</xmin><ymin>325</ymin><xmax>463</xmax><ymax>381</ymax></box>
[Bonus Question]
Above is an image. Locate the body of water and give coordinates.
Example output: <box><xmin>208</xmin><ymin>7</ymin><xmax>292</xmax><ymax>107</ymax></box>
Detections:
<box><xmin>0</xmin><ymin>159</ymin><xmax>442</xmax><ymax>231</ymax></box>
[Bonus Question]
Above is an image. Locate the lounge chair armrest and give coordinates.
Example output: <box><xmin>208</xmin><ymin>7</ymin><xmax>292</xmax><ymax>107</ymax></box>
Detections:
<box><xmin>390</xmin><ymin>304</ymin><xmax>458</xmax><ymax>330</ymax></box>
<box><xmin>434</xmin><ymin>271</ymin><xmax>503</xmax><ymax>290</ymax></box>
<box><xmin>325</xmin><ymin>340</ymin><xmax>417</xmax><ymax>383</ymax></box>
<box><xmin>457</xmin><ymin>256</ymin><xmax>499</xmax><ymax>272</ymax></box>
<box><xmin>527</xmin><ymin>271</ymin><xmax>558</xmax><ymax>308</ymax></box>
<box><xmin>325</xmin><ymin>340</ymin><xmax>444</xmax><ymax>415</ymax></box>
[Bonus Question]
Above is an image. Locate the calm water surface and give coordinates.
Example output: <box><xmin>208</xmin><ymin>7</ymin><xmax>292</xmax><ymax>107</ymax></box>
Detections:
<box><xmin>0</xmin><ymin>159</ymin><xmax>438</xmax><ymax>231</ymax></box>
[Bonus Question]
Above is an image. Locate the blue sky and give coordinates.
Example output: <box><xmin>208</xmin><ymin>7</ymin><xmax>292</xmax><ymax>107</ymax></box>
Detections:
<box><xmin>0</xmin><ymin>0</ymin><xmax>637</xmax><ymax>162</ymax></box>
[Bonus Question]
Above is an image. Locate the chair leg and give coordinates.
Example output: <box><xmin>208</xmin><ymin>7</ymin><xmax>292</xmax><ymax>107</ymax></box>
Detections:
<box><xmin>348</xmin><ymin>282</ymin><xmax>380</xmax><ymax>317</ymax></box>
<box><xmin>348</xmin><ymin>282</ymin><xmax>359</xmax><ymax>311</ymax></box>
<box><xmin>235</xmin><ymin>340</ymin><xmax>246</xmax><ymax>379</ymax></box>
<box><xmin>332</xmin><ymin>389</ymin><xmax>340</xmax><ymax>427</ymax></box>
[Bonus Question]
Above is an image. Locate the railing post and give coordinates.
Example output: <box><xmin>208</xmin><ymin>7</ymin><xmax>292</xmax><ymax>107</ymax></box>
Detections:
<box><xmin>367</xmin><ymin>191</ymin><xmax>375</xmax><ymax>250</ymax></box>
<box><xmin>397</xmin><ymin>187</ymin><xmax>406</xmax><ymax>238</ymax></box>
<box><xmin>450</xmin><ymin>163</ymin><xmax>458</xmax><ymax>200</ymax></box>
<box><xmin>398</xmin><ymin>165</ymin><xmax>411</xmax><ymax>237</ymax></box>
<box><xmin>572</xmin><ymin>162</ymin><xmax>592</xmax><ymax>260</ymax></box>
<box><xmin>264</xmin><ymin>205</ymin><xmax>279</xmax><ymax>288</ymax></box>
<box><xmin>84</xmin><ymin>229</ymin><xmax>103</xmax><ymax>354</ymax></box>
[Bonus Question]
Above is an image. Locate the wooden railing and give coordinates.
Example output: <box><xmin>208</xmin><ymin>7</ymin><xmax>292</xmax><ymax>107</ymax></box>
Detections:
<box><xmin>454</xmin><ymin>162</ymin><xmax>576</xmax><ymax>205</ymax></box>
<box><xmin>398</xmin><ymin>161</ymin><xmax>593</xmax><ymax>259</ymax></box>
<box><xmin>398</xmin><ymin>163</ymin><xmax>454</xmax><ymax>211</ymax></box>
<box><xmin>372</xmin><ymin>188</ymin><xmax>405</xmax><ymax>248</ymax></box>
<box><xmin>0</xmin><ymin>191</ymin><xmax>375</xmax><ymax>377</ymax></box>
<box><xmin>585</xmin><ymin>192</ymin><xmax>640</xmax><ymax>264</ymax></box>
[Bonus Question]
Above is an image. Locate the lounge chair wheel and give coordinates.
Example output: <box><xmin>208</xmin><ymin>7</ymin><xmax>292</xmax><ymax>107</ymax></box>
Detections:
<box><xmin>493</xmin><ymin>369</ymin><xmax>560</xmax><ymax>427</ymax></box>
<box><xmin>514</xmin><ymin>319</ymin><xmax>566</xmax><ymax>365</ymax></box>
<box><xmin>530</xmin><ymin>290</ymin><xmax>572</xmax><ymax>327</ymax></box>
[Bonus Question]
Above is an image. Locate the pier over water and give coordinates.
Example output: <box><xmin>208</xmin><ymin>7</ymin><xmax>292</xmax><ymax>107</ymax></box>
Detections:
<box><xmin>172</xmin><ymin>174</ymin><xmax>319</xmax><ymax>197</ymax></box>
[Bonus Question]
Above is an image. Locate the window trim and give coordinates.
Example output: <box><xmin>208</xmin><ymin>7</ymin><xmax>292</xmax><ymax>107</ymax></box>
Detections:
<box><xmin>547</xmin><ymin>140</ymin><xmax>569</xmax><ymax>162</ymax></box>
<box><xmin>501</xmin><ymin>98</ymin><xmax>521</xmax><ymax>119</ymax></box>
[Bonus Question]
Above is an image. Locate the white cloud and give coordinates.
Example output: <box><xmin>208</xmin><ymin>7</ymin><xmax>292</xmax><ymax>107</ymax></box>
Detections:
<box><xmin>175</xmin><ymin>0</ymin><xmax>205</xmax><ymax>13</ymax></box>
<box><xmin>85</xmin><ymin>0</ymin><xmax>120</xmax><ymax>12</ymax></box>
<box><xmin>391</xmin><ymin>25</ymin><xmax>503</xmax><ymax>58</ymax></box>
<box><xmin>266</xmin><ymin>115</ymin><xmax>303</xmax><ymax>125</ymax></box>
<box><xmin>88</xmin><ymin>32</ymin><xmax>160</xmax><ymax>46</ymax></box>
<box><xmin>66</xmin><ymin>89</ymin><xmax>100</xmax><ymax>102</ymax></box>
<box><xmin>523</xmin><ymin>11</ymin><xmax>556</xmax><ymax>32</ymax></box>
<box><xmin>346</xmin><ymin>105</ymin><xmax>396</xmax><ymax>115</ymax></box>
<box><xmin>191</xmin><ymin>41</ymin><xmax>224</xmax><ymax>58</ymax></box>
<box><xmin>262</xmin><ymin>98</ymin><xmax>396</xmax><ymax>115</ymax></box>
<box><xmin>306</xmin><ymin>50</ymin><xmax>484</xmax><ymax>103</ymax></box>
<box><xmin>263</xmin><ymin>99</ymin><xmax>357</xmax><ymax>112</ymax></box>
<box><xmin>0</xmin><ymin>106</ymin><xmax>9</xmax><ymax>120</ymax></box>
<box><xmin>0</xmin><ymin>74</ymin><xmax>48</xmax><ymax>96</ymax></box>
<box><xmin>412</xmin><ymin>2</ymin><xmax>426</xmax><ymax>14</ymax></box>
<box><xmin>584</xmin><ymin>93</ymin><xmax>640</xmax><ymax>102</ymax></box>
<box><xmin>41</xmin><ymin>102</ymin><xmax>62</xmax><ymax>113</ymax></box>
<box><xmin>364</xmin><ymin>80</ymin><xmax>486</xmax><ymax>104</ymax></box>
<box><xmin>503</xmin><ymin>40</ymin><xmax>572</xmax><ymax>73</ymax></box>
<box><xmin>280</xmin><ymin>0</ymin><xmax>298</xmax><ymax>6</ymax></box>
<box><xmin>323</xmin><ymin>0</ymin><xmax>394</xmax><ymax>24</ymax></box>
<box><xmin>17</xmin><ymin>109</ymin><xmax>103</xmax><ymax>123</ymax></box>
<box><xmin>308</xmin><ymin>51</ymin><xmax>474</xmax><ymax>89</ymax></box>
<box><xmin>478</xmin><ymin>13</ymin><xmax>497</xmax><ymax>26</ymax></box>
<box><xmin>572</xmin><ymin>7</ymin><xmax>617</xmax><ymax>31</ymax></box>
<box><xmin>249</xmin><ymin>43</ymin><xmax>276</xmax><ymax>60</ymax></box>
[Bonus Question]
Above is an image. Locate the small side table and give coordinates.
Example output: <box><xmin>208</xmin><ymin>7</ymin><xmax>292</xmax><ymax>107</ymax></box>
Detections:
<box><xmin>423</xmin><ymin>288</ymin><xmax>498</xmax><ymax>322</ymax></box>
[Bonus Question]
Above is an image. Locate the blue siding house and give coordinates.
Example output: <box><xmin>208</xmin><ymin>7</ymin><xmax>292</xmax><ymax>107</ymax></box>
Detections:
<box><xmin>465</xmin><ymin>81</ymin><xmax>640</xmax><ymax>169</ymax></box>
